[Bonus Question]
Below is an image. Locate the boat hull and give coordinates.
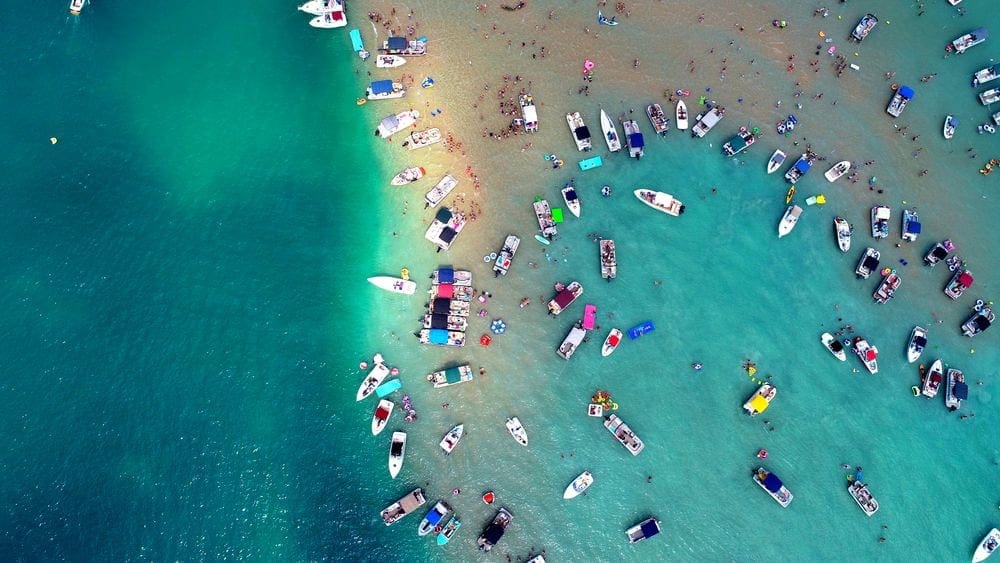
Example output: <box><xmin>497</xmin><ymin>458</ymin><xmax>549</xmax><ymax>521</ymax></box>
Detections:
<box><xmin>388</xmin><ymin>432</ymin><xmax>407</xmax><ymax>479</ymax></box>
<box><xmin>368</xmin><ymin>276</ymin><xmax>417</xmax><ymax>295</ymax></box>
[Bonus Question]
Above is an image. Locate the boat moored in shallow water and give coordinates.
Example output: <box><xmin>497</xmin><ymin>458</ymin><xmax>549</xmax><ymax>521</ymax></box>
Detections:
<box><xmin>622</xmin><ymin>119</ymin><xmax>645</xmax><ymax>159</ymax></box>
<box><xmin>923</xmin><ymin>239</ymin><xmax>956</xmax><ymax>266</ymax></box>
<box><xmin>357</xmin><ymin>354</ymin><xmax>391</xmax><ymax>401</ymax></box>
<box><xmin>493</xmin><ymin>234</ymin><xmax>520</xmax><ymax>276</ymax></box>
<box><xmin>436</xmin><ymin>515</ymin><xmax>461</xmax><ymax>545</ymax></box>
<box><xmin>646</xmin><ymin>104</ymin><xmax>670</xmax><ymax>135</ymax></box>
<box><xmin>602</xmin><ymin>328</ymin><xmax>623</xmax><ymax>356</ymax></box>
<box><xmin>848</xmin><ymin>481</ymin><xmax>879</xmax><ymax>516</ymax></box>
<box><xmin>962</xmin><ymin>306</ymin><xmax>994</xmax><ymax>338</ymax></box>
<box><xmin>873</xmin><ymin>271</ymin><xmax>901</xmax><ymax>304</ymax></box>
<box><xmin>743</xmin><ymin>384</ymin><xmax>776</xmax><ymax>416</ymax></box>
<box><xmin>388</xmin><ymin>431</ymin><xmax>407</xmax><ymax>478</ymax></box>
<box><xmin>424</xmin><ymin>175</ymin><xmax>458</xmax><ymax>208</ymax></box>
<box><xmin>634</xmin><ymin>189</ymin><xmax>684</xmax><ymax>216</ymax></box>
<box><xmin>566</xmin><ymin>112</ymin><xmax>593</xmax><ymax>151</ymax></box>
<box><xmin>853</xmin><ymin>337</ymin><xmax>879</xmax><ymax>374</ymax></box>
<box><xmin>391</xmin><ymin>166</ymin><xmax>425</xmax><ymax>186</ymax></box>
<box><xmin>372</xmin><ymin>399</ymin><xmax>394</xmax><ymax>435</ymax></box>
<box><xmin>871</xmin><ymin>205</ymin><xmax>891</xmax><ymax>239</ymax></box>
<box><xmin>922</xmin><ymin>359</ymin><xmax>944</xmax><ymax>398</ymax></box>
<box><xmin>825</xmin><ymin>160</ymin><xmax>851</xmax><ymax>182</ymax></box>
<box><xmin>753</xmin><ymin>467</ymin><xmax>793</xmax><ymax>507</ymax></box>
<box><xmin>886</xmin><ymin>85</ymin><xmax>914</xmax><ymax>117</ymax></box>
<box><xmin>691</xmin><ymin>106</ymin><xmax>725</xmax><ymax>138</ymax></box>
<box><xmin>856</xmin><ymin>247</ymin><xmax>881</xmax><ymax>279</ymax></box>
<box><xmin>850</xmin><ymin>13</ymin><xmax>878</xmax><ymax>42</ymax></box>
<box><xmin>901</xmin><ymin>209</ymin><xmax>921</xmax><ymax>242</ymax></box>
<box><xmin>950</xmin><ymin>27</ymin><xmax>989</xmax><ymax>54</ymax></box>
<box><xmin>604</xmin><ymin>414</ymin><xmax>644</xmax><ymax>455</ymax></box>
<box><xmin>944</xmin><ymin>269</ymin><xmax>974</xmax><ymax>300</ymax></box>
<box><xmin>427</xmin><ymin>365</ymin><xmax>473</xmax><ymax>388</ymax></box>
<box><xmin>599</xmin><ymin>239</ymin><xmax>617</xmax><ymax>280</ymax></box>
<box><xmin>907</xmin><ymin>326</ymin><xmax>928</xmax><ymax>363</ymax></box>
<box><xmin>625</xmin><ymin>517</ymin><xmax>661</xmax><ymax>543</ymax></box>
<box><xmin>519</xmin><ymin>94</ymin><xmax>538</xmax><ymax>132</ymax></box>
<box><xmin>376</xmin><ymin>110</ymin><xmax>419</xmax><ymax>137</ymax></box>
<box><xmin>561</xmin><ymin>182</ymin><xmax>581</xmax><ymax>218</ymax></box>
<box><xmin>972</xmin><ymin>528</ymin><xmax>1000</xmax><ymax>562</ymax></box>
<box><xmin>308</xmin><ymin>2</ymin><xmax>347</xmax><ymax>28</ymax></box>
<box><xmin>834</xmin><ymin>216</ymin><xmax>852</xmax><ymax>252</ymax></box>
<box><xmin>548</xmin><ymin>281</ymin><xmax>583</xmax><ymax>315</ymax></box>
<box><xmin>675</xmin><ymin>100</ymin><xmax>689</xmax><ymax>130</ymax></box>
<box><xmin>477</xmin><ymin>508</ymin><xmax>512</xmax><ymax>552</ymax></box>
<box><xmin>945</xmin><ymin>368</ymin><xmax>968</xmax><ymax>410</ymax></box>
<box><xmin>777</xmin><ymin>205</ymin><xmax>803</xmax><ymax>238</ymax></box>
<box><xmin>821</xmin><ymin>332</ymin><xmax>847</xmax><ymax>361</ymax></box>
<box><xmin>600</xmin><ymin>109</ymin><xmax>622</xmax><ymax>151</ymax></box>
<box><xmin>439</xmin><ymin>424</ymin><xmax>464</xmax><ymax>453</ymax></box>
<box><xmin>382</xmin><ymin>488</ymin><xmax>426</xmax><ymax>525</ymax></box>
<box><xmin>766</xmin><ymin>149</ymin><xmax>786</xmax><ymax>174</ymax></box>
<box><xmin>417</xmin><ymin>501</ymin><xmax>453</xmax><ymax>536</ymax></box>
<box><xmin>505</xmin><ymin>417</ymin><xmax>528</xmax><ymax>446</ymax></box>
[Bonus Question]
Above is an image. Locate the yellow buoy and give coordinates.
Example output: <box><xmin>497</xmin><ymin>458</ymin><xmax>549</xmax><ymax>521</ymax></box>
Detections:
<box><xmin>49</xmin><ymin>137</ymin><xmax>58</xmax><ymax>144</ymax></box>
<box><xmin>819</xmin><ymin>31</ymin><xmax>826</xmax><ymax>38</ymax></box>
<box><xmin>400</xmin><ymin>267</ymin><xmax>410</xmax><ymax>280</ymax></box>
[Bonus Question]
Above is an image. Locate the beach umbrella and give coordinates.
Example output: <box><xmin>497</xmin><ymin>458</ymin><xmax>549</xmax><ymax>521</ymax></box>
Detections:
<box><xmin>491</xmin><ymin>319</ymin><xmax>506</xmax><ymax>335</ymax></box>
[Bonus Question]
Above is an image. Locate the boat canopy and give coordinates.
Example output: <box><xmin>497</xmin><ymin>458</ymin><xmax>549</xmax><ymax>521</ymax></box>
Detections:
<box><xmin>437</xmin><ymin>268</ymin><xmax>455</xmax><ymax>283</ymax></box>
<box><xmin>375</xmin><ymin>406</ymin><xmax>389</xmax><ymax>419</ymax></box>
<box><xmin>574</xmin><ymin>125</ymin><xmax>591</xmax><ymax>140</ymax></box>
<box><xmin>435</xmin><ymin>208</ymin><xmax>453</xmax><ymax>222</ymax></box>
<box><xmin>426</xmin><ymin>508</ymin><xmax>445</xmax><ymax>526</ymax></box>
<box><xmin>431</xmin><ymin>298</ymin><xmax>452</xmax><ymax>314</ymax></box>
<box><xmin>727</xmin><ymin>135</ymin><xmax>748</xmax><ymax>152</ymax></box>
<box><xmin>639</xmin><ymin>520</ymin><xmax>660</xmax><ymax>539</ymax></box>
<box><xmin>762</xmin><ymin>472</ymin><xmax>783</xmax><ymax>493</ymax></box>
<box><xmin>875</xmin><ymin>207</ymin><xmax>891</xmax><ymax>219</ymax></box>
<box><xmin>522</xmin><ymin>104</ymin><xmax>538</xmax><ymax>124</ymax></box>
<box><xmin>931</xmin><ymin>246</ymin><xmax>948</xmax><ymax>259</ymax></box>
<box><xmin>564</xmin><ymin>187</ymin><xmax>578</xmax><ymax>201</ymax></box>
<box><xmin>380</xmin><ymin>115</ymin><xmax>400</xmax><ymax>130</ymax></box>
<box><xmin>749</xmin><ymin>395</ymin><xmax>770</xmax><ymax>413</ymax></box>
<box><xmin>958</xmin><ymin>272</ymin><xmax>974</xmax><ymax>287</ymax></box>
<box><xmin>905</xmin><ymin>220</ymin><xmax>922</xmax><ymax>234</ymax></box>
<box><xmin>865</xmin><ymin>349</ymin><xmax>877</xmax><ymax>361</ymax></box>
<box><xmin>794</xmin><ymin>159</ymin><xmax>811</xmax><ymax>173</ymax></box>
<box><xmin>370</xmin><ymin>80</ymin><xmax>395</xmax><ymax>94</ymax></box>
<box><xmin>914</xmin><ymin>335</ymin><xmax>927</xmax><ymax>347</ymax></box>
<box><xmin>973</xmin><ymin>315</ymin><xmax>991</xmax><ymax>330</ymax></box>
<box><xmin>628</xmin><ymin>133</ymin><xmax>645</xmax><ymax>148</ymax></box>
<box><xmin>483</xmin><ymin>523</ymin><xmax>505</xmax><ymax>545</ymax></box>
<box><xmin>429</xmin><ymin>314</ymin><xmax>449</xmax><ymax>329</ymax></box>
<box><xmin>898</xmin><ymin>86</ymin><xmax>915</xmax><ymax>100</ymax></box>
<box><xmin>553</xmin><ymin>289</ymin><xmax>576</xmax><ymax>308</ymax></box>
<box><xmin>862</xmin><ymin>256</ymin><xmax>880</xmax><ymax>270</ymax></box>
<box><xmin>954</xmin><ymin>382</ymin><xmax>969</xmax><ymax>400</ymax></box>
<box><xmin>439</xmin><ymin>228</ymin><xmax>457</xmax><ymax>244</ymax></box>
<box><xmin>428</xmin><ymin>329</ymin><xmax>449</xmax><ymax>345</ymax></box>
<box><xmin>436</xmin><ymin>283</ymin><xmax>454</xmax><ymax>298</ymax></box>
<box><xmin>971</xmin><ymin>27</ymin><xmax>989</xmax><ymax>40</ymax></box>
<box><xmin>386</xmin><ymin>36</ymin><xmax>408</xmax><ymax>50</ymax></box>
<box><xmin>444</xmin><ymin>367</ymin><xmax>462</xmax><ymax>383</ymax></box>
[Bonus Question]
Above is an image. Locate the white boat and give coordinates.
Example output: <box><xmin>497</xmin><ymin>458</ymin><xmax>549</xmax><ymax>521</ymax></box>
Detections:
<box><xmin>691</xmin><ymin>106</ymin><xmax>725</xmax><ymax>138</ymax></box>
<box><xmin>924</xmin><ymin>239</ymin><xmax>956</xmax><ymax>266</ymax></box>
<box><xmin>646</xmin><ymin>103</ymin><xmax>670</xmax><ymax>136</ymax></box>
<box><xmin>427</xmin><ymin>365</ymin><xmax>473</xmax><ymax>388</ymax></box>
<box><xmin>404</xmin><ymin>128</ymin><xmax>442</xmax><ymax>150</ymax></box>
<box><xmin>439</xmin><ymin>424</ymin><xmax>464</xmax><ymax>453</ymax></box>
<box><xmin>622</xmin><ymin>119</ymin><xmax>645</xmax><ymax>159</ymax></box>
<box><xmin>979</xmin><ymin>88</ymin><xmax>1000</xmax><ymax>105</ymax></box>
<box><xmin>375</xmin><ymin>110</ymin><xmax>419</xmax><ymax>138</ymax></box>
<box><xmin>367</xmin><ymin>276</ymin><xmax>417</xmax><ymax>295</ymax></box>
<box><xmin>945</xmin><ymin>369</ymin><xmax>967</xmax><ymax>410</ymax></box>
<box><xmin>950</xmin><ymin>27</ymin><xmax>989</xmax><ymax>54</ymax></box>
<box><xmin>766</xmin><ymin>149</ymin><xmax>786</xmax><ymax>174</ymax></box>
<box><xmin>561</xmin><ymin>182</ymin><xmax>581</xmax><ymax>218</ymax></box>
<box><xmin>972</xmin><ymin>528</ymin><xmax>1000</xmax><ymax>562</ymax></box>
<box><xmin>848</xmin><ymin>481</ymin><xmax>879</xmax><ymax>516</ymax></box>
<box><xmin>599</xmin><ymin>110</ymin><xmax>622</xmax><ymax>152</ymax></box>
<box><xmin>625</xmin><ymin>517</ymin><xmax>661</xmax><ymax>544</ymax></box>
<box><xmin>69</xmin><ymin>0</ymin><xmax>85</xmax><ymax>15</ymax></box>
<box><xmin>743</xmin><ymin>383</ymin><xmax>776</xmax><ymax>416</ymax></box>
<box><xmin>901</xmin><ymin>208</ymin><xmax>921</xmax><ymax>242</ymax></box>
<box><xmin>922</xmin><ymin>359</ymin><xmax>944</xmax><ymax>398</ymax></box>
<box><xmin>675</xmin><ymin>100</ymin><xmax>689</xmax><ymax>130</ymax></box>
<box><xmin>371</xmin><ymin>399</ymin><xmax>394</xmax><ymax>435</ymax></box>
<box><xmin>548</xmin><ymin>281</ymin><xmax>583</xmax><ymax>315</ymax></box>
<box><xmin>390</xmin><ymin>166</ymin><xmax>425</xmax><ymax>186</ymax></box>
<box><xmin>375</xmin><ymin>54</ymin><xmax>406</xmax><ymax>68</ymax></box>
<box><xmin>309</xmin><ymin>8</ymin><xmax>347</xmax><ymax>29</ymax></box>
<box><xmin>994</xmin><ymin>110</ymin><xmax>1000</xmax><ymax>125</ymax></box>
<box><xmin>423</xmin><ymin>207</ymin><xmax>466</xmax><ymax>251</ymax></box>
<box><xmin>380</xmin><ymin>36</ymin><xmax>427</xmax><ymax>56</ymax></box>
<box><xmin>381</xmin><ymin>488</ymin><xmax>426</xmax><ymax>526</ymax></box>
<box><xmin>834</xmin><ymin>216</ymin><xmax>852</xmax><ymax>252</ymax></box>
<box><xmin>873</xmin><ymin>271</ymin><xmax>901</xmax><ymax>304</ymax></box>
<box><xmin>417</xmin><ymin>501</ymin><xmax>453</xmax><ymax>536</ymax></box>
<box><xmin>973</xmin><ymin>64</ymin><xmax>1000</xmax><ymax>86</ymax></box>
<box><xmin>388</xmin><ymin>431</ymin><xmax>407</xmax><ymax>479</ymax></box>
<box><xmin>599</xmin><ymin>239</ymin><xmax>616</xmax><ymax>280</ymax></box>
<box><xmin>563</xmin><ymin>471</ymin><xmax>594</xmax><ymax>499</ymax></box>
<box><xmin>556</xmin><ymin>322</ymin><xmax>587</xmax><ymax>360</ymax></box>
<box><xmin>519</xmin><ymin>94</ymin><xmax>539</xmax><ymax>132</ymax></box>
<box><xmin>824</xmin><ymin>160</ymin><xmax>851</xmax><ymax>182</ymax></box>
<box><xmin>604</xmin><ymin>414</ymin><xmax>644</xmax><ymax>455</ymax></box>
<box><xmin>357</xmin><ymin>354</ymin><xmax>390</xmax><ymax>401</ymax></box>
<box><xmin>297</xmin><ymin>0</ymin><xmax>338</xmax><ymax>15</ymax></box>
<box><xmin>856</xmin><ymin>247</ymin><xmax>881</xmax><ymax>279</ymax></box>
<box><xmin>821</xmin><ymin>332</ymin><xmax>847</xmax><ymax>361</ymax></box>
<box><xmin>943</xmin><ymin>115</ymin><xmax>958</xmax><ymax>139</ymax></box>
<box><xmin>505</xmin><ymin>417</ymin><xmax>528</xmax><ymax>446</ymax></box>
<box><xmin>871</xmin><ymin>205</ymin><xmax>890</xmax><ymax>239</ymax></box>
<box><xmin>753</xmin><ymin>467</ymin><xmax>793</xmax><ymax>508</ymax></box>
<box><xmin>853</xmin><ymin>337</ymin><xmax>879</xmax><ymax>374</ymax></box>
<box><xmin>963</xmin><ymin>306</ymin><xmax>994</xmax><ymax>338</ymax></box>
<box><xmin>566</xmin><ymin>112</ymin><xmax>593</xmax><ymax>151</ymax></box>
<box><xmin>907</xmin><ymin>326</ymin><xmax>928</xmax><ymax>363</ymax></box>
<box><xmin>634</xmin><ymin>189</ymin><xmax>684</xmax><ymax>216</ymax></box>
<box><xmin>886</xmin><ymin>85</ymin><xmax>914</xmax><ymax>117</ymax></box>
<box><xmin>477</xmin><ymin>508</ymin><xmax>512</xmax><ymax>552</ymax></box>
<box><xmin>493</xmin><ymin>234</ymin><xmax>520</xmax><ymax>276</ymax></box>
<box><xmin>423</xmin><ymin>174</ymin><xmax>458</xmax><ymax>208</ymax></box>
<box><xmin>850</xmin><ymin>13</ymin><xmax>878</xmax><ymax>42</ymax></box>
<box><xmin>534</xmin><ymin>199</ymin><xmax>558</xmax><ymax>239</ymax></box>
<box><xmin>602</xmin><ymin>328</ymin><xmax>622</xmax><ymax>357</ymax></box>
<box><xmin>436</xmin><ymin>516</ymin><xmax>461</xmax><ymax>545</ymax></box>
<box><xmin>777</xmin><ymin>205</ymin><xmax>803</xmax><ymax>238</ymax></box>
<box><xmin>366</xmin><ymin>80</ymin><xmax>406</xmax><ymax>100</ymax></box>
<box><xmin>944</xmin><ymin>269</ymin><xmax>974</xmax><ymax>300</ymax></box>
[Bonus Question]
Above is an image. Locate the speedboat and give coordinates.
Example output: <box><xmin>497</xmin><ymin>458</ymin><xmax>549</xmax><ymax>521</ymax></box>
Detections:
<box><xmin>505</xmin><ymin>417</ymin><xmax>528</xmax><ymax>446</ymax></box>
<box><xmin>871</xmin><ymin>205</ymin><xmax>890</xmax><ymax>239</ymax></box>
<box><xmin>848</xmin><ymin>481</ymin><xmax>879</xmax><ymax>516</ymax></box>
<box><xmin>604</xmin><ymin>414</ymin><xmax>644</xmax><ymax>455</ymax></box>
<box><xmin>375</xmin><ymin>54</ymin><xmax>407</xmax><ymax>68</ymax></box>
<box><xmin>766</xmin><ymin>149</ymin><xmax>787</xmax><ymax>174</ymax></box>
<box><xmin>375</xmin><ymin>110</ymin><xmax>419</xmax><ymax>137</ymax></box>
<box><xmin>417</xmin><ymin>501</ymin><xmax>453</xmax><ymax>536</ymax></box>
<box><xmin>691</xmin><ymin>106</ymin><xmax>725</xmax><ymax>138</ymax></box>
<box><xmin>972</xmin><ymin>528</ymin><xmax>1000</xmax><ymax>562</ymax></box>
<box><xmin>563</xmin><ymin>471</ymin><xmax>594</xmax><ymax>499</ymax></box>
<box><xmin>906</xmin><ymin>326</ymin><xmax>928</xmax><ymax>363</ymax></box>
<box><xmin>599</xmin><ymin>239</ymin><xmax>617</xmax><ymax>280</ymax></box>
<box><xmin>855</xmin><ymin>247</ymin><xmax>881</xmax><ymax>279</ymax></box>
<box><xmin>390</xmin><ymin>166</ymin><xmax>425</xmax><ymax>186</ymax></box>
<box><xmin>566</xmin><ymin>112</ymin><xmax>593</xmax><ymax>151</ymax></box>
<box><xmin>366</xmin><ymin>80</ymin><xmax>406</xmax><ymax>100</ymax></box>
<box><xmin>599</xmin><ymin>109</ymin><xmax>622</xmax><ymax>151</ymax></box>
<box><xmin>381</xmin><ymin>488</ymin><xmax>426</xmax><ymax>526</ymax></box>
<box><xmin>853</xmin><ymin>337</ymin><xmax>879</xmax><ymax>374</ymax></box>
<box><xmin>979</xmin><ymin>88</ymin><xmax>1000</xmax><ymax>105</ymax></box>
<box><xmin>357</xmin><ymin>354</ymin><xmax>391</xmax><ymax>400</ymax></box>
<box><xmin>743</xmin><ymin>383</ymin><xmax>777</xmax><ymax>416</ymax></box>
<box><xmin>753</xmin><ymin>467</ymin><xmax>793</xmax><ymax>507</ymax></box>
<box><xmin>646</xmin><ymin>104</ymin><xmax>670</xmax><ymax>135</ymax></box>
<box><xmin>427</xmin><ymin>365</ymin><xmax>473</xmax><ymax>388</ymax></box>
<box><xmin>850</xmin><ymin>13</ymin><xmax>878</xmax><ymax>42</ymax></box>
<box><xmin>298</xmin><ymin>0</ymin><xmax>337</xmax><ymax>15</ymax></box>
<box><xmin>962</xmin><ymin>306</ymin><xmax>994</xmax><ymax>337</ymax></box>
<box><xmin>873</xmin><ymin>271</ymin><xmax>901</xmax><ymax>304</ymax></box>
<box><xmin>834</xmin><ymin>216</ymin><xmax>852</xmax><ymax>252</ymax></box>
<box><xmin>824</xmin><ymin>160</ymin><xmax>851</xmax><ymax>182</ymax></box>
<box><xmin>423</xmin><ymin>207</ymin><xmax>466</xmax><ymax>251</ymax></box>
<box><xmin>622</xmin><ymin>119</ymin><xmax>645</xmax><ymax>159</ymax></box>
<box><xmin>944</xmin><ymin>269</ymin><xmax>974</xmax><ymax>300</ymax></box>
<box><xmin>519</xmin><ymin>93</ymin><xmax>539</xmax><ymax>132</ymax></box>
<box><xmin>922</xmin><ymin>359</ymin><xmax>944</xmax><ymax>398</ymax></box>
<box><xmin>493</xmin><ymin>234</ymin><xmax>520</xmax><ymax>277</ymax></box>
<box><xmin>945</xmin><ymin>369</ymin><xmax>968</xmax><ymax>410</ymax></box>
<box><xmin>784</xmin><ymin>151</ymin><xmax>816</xmax><ymax>183</ymax></box>
<box><xmin>423</xmin><ymin>174</ymin><xmax>458</xmax><ymax>208</ymax></box>
<box><xmin>309</xmin><ymin>5</ymin><xmax>347</xmax><ymax>29</ymax></box>
<box><xmin>439</xmin><ymin>424</ymin><xmax>464</xmax><ymax>453</ymax></box>
<box><xmin>372</xmin><ymin>399</ymin><xmax>394</xmax><ymax>435</ymax></box>
<box><xmin>943</xmin><ymin>115</ymin><xmax>958</xmax><ymax>139</ymax></box>
<box><xmin>388</xmin><ymin>431</ymin><xmax>407</xmax><ymax>479</ymax></box>
<box><xmin>404</xmin><ymin>128</ymin><xmax>442</xmax><ymax>150</ymax></box>
<box><xmin>69</xmin><ymin>0</ymin><xmax>85</xmax><ymax>15</ymax></box>
<box><xmin>601</xmin><ymin>328</ymin><xmax>623</xmax><ymax>357</ymax></box>
<box><xmin>901</xmin><ymin>208</ymin><xmax>921</xmax><ymax>242</ymax></box>
<box><xmin>561</xmin><ymin>182</ymin><xmax>581</xmax><ymax>218</ymax></box>
<box><xmin>821</xmin><ymin>332</ymin><xmax>847</xmax><ymax>361</ymax></box>
<box><xmin>556</xmin><ymin>322</ymin><xmax>588</xmax><ymax>360</ymax></box>
<box><xmin>634</xmin><ymin>189</ymin><xmax>684</xmax><ymax>216</ymax></box>
<box><xmin>950</xmin><ymin>27</ymin><xmax>989</xmax><ymax>54</ymax></box>
<box><xmin>477</xmin><ymin>507</ymin><xmax>512</xmax><ymax>552</ymax></box>
<box><xmin>777</xmin><ymin>205</ymin><xmax>803</xmax><ymax>238</ymax></box>
<box><xmin>548</xmin><ymin>281</ymin><xmax>584</xmax><ymax>315</ymax></box>
<box><xmin>973</xmin><ymin>64</ymin><xmax>1000</xmax><ymax>86</ymax></box>
<box><xmin>625</xmin><ymin>517</ymin><xmax>661</xmax><ymax>544</ymax></box>
<box><xmin>675</xmin><ymin>100</ymin><xmax>689</xmax><ymax>130</ymax></box>
<box><xmin>368</xmin><ymin>276</ymin><xmax>417</xmax><ymax>295</ymax></box>
<box><xmin>923</xmin><ymin>239</ymin><xmax>956</xmax><ymax>266</ymax></box>
<box><xmin>436</xmin><ymin>515</ymin><xmax>461</xmax><ymax>545</ymax></box>
<box><xmin>722</xmin><ymin>127</ymin><xmax>757</xmax><ymax>156</ymax></box>
<box><xmin>886</xmin><ymin>85</ymin><xmax>914</xmax><ymax>117</ymax></box>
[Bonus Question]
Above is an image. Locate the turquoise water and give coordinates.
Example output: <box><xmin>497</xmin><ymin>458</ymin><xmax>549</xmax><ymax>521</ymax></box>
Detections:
<box><xmin>1</xmin><ymin>1</ymin><xmax>997</xmax><ymax>561</ymax></box>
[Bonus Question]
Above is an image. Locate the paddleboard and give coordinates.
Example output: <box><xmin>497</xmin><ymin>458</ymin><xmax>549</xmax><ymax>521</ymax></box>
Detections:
<box><xmin>534</xmin><ymin>234</ymin><xmax>551</xmax><ymax>245</ymax></box>
<box><xmin>376</xmin><ymin>378</ymin><xmax>402</xmax><ymax>397</ymax></box>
